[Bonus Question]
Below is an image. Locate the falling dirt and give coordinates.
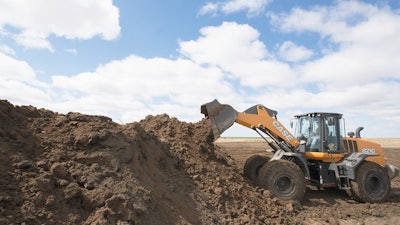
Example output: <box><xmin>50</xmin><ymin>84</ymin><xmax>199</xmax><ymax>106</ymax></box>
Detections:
<box><xmin>0</xmin><ymin>99</ymin><xmax>399</xmax><ymax>224</ymax></box>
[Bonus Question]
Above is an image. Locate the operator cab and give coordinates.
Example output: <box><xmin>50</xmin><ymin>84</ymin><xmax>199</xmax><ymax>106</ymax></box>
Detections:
<box><xmin>293</xmin><ymin>113</ymin><xmax>344</xmax><ymax>153</ymax></box>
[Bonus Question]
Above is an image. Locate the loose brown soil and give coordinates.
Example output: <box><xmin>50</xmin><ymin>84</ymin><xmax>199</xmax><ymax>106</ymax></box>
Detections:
<box><xmin>1</xmin><ymin>99</ymin><xmax>399</xmax><ymax>224</ymax></box>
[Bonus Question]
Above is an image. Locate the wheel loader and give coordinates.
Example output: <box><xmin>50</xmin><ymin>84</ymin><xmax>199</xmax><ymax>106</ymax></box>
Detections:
<box><xmin>201</xmin><ymin>99</ymin><xmax>399</xmax><ymax>202</ymax></box>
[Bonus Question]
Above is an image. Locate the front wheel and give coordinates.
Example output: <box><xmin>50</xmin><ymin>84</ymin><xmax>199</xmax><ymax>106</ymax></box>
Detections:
<box><xmin>257</xmin><ymin>159</ymin><xmax>306</xmax><ymax>201</ymax></box>
<box><xmin>350</xmin><ymin>161</ymin><xmax>390</xmax><ymax>203</ymax></box>
<box><xmin>243</xmin><ymin>155</ymin><xmax>269</xmax><ymax>184</ymax></box>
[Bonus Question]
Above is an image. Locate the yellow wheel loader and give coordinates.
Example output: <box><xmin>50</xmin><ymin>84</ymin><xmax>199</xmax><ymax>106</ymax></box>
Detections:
<box><xmin>201</xmin><ymin>99</ymin><xmax>399</xmax><ymax>202</ymax></box>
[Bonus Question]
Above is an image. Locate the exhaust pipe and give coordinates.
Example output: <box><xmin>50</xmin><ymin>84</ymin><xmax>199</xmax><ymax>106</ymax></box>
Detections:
<box><xmin>355</xmin><ymin>127</ymin><xmax>364</xmax><ymax>138</ymax></box>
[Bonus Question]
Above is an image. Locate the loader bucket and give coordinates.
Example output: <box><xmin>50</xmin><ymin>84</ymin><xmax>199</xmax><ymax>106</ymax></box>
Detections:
<box><xmin>201</xmin><ymin>99</ymin><xmax>238</xmax><ymax>139</ymax></box>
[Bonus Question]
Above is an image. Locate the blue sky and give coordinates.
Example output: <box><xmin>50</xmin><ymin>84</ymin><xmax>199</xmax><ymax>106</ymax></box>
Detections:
<box><xmin>1</xmin><ymin>0</ymin><xmax>400</xmax><ymax>137</ymax></box>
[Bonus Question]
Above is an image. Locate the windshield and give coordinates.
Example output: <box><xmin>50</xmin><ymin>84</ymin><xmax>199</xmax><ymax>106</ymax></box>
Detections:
<box><xmin>294</xmin><ymin>117</ymin><xmax>319</xmax><ymax>140</ymax></box>
<box><xmin>295</xmin><ymin>115</ymin><xmax>342</xmax><ymax>152</ymax></box>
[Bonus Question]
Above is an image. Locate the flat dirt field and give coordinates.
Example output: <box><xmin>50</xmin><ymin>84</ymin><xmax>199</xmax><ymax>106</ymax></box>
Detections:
<box><xmin>216</xmin><ymin>138</ymin><xmax>400</xmax><ymax>225</ymax></box>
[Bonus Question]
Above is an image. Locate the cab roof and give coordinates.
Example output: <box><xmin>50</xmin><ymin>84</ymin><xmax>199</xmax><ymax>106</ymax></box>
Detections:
<box><xmin>294</xmin><ymin>112</ymin><xmax>343</xmax><ymax>119</ymax></box>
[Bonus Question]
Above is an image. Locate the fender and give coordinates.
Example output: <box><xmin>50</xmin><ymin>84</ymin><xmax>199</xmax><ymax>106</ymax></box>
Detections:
<box><xmin>271</xmin><ymin>149</ymin><xmax>310</xmax><ymax>179</ymax></box>
<box><xmin>333</xmin><ymin>152</ymin><xmax>379</xmax><ymax>180</ymax></box>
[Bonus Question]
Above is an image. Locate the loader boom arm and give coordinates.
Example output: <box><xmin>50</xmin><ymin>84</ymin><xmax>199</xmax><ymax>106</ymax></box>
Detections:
<box><xmin>201</xmin><ymin>99</ymin><xmax>300</xmax><ymax>149</ymax></box>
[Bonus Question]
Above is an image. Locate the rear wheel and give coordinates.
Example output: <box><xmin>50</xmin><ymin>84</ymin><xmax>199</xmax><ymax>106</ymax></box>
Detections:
<box><xmin>257</xmin><ymin>159</ymin><xmax>306</xmax><ymax>201</ymax></box>
<box><xmin>243</xmin><ymin>155</ymin><xmax>269</xmax><ymax>183</ymax></box>
<box><xmin>350</xmin><ymin>161</ymin><xmax>390</xmax><ymax>203</ymax></box>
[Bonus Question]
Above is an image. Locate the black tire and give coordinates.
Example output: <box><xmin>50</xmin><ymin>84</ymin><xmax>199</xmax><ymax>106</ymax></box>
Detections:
<box><xmin>243</xmin><ymin>155</ymin><xmax>269</xmax><ymax>183</ymax></box>
<box><xmin>257</xmin><ymin>159</ymin><xmax>306</xmax><ymax>201</ymax></box>
<box><xmin>350</xmin><ymin>161</ymin><xmax>390</xmax><ymax>203</ymax></box>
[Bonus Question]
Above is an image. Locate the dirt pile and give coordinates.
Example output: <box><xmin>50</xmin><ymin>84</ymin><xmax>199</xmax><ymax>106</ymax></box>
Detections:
<box><xmin>0</xmin><ymin>100</ymin><xmax>296</xmax><ymax>225</ymax></box>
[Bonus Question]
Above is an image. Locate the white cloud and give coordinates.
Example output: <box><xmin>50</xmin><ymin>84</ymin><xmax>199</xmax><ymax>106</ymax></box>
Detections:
<box><xmin>15</xmin><ymin>30</ymin><xmax>53</xmax><ymax>51</ymax></box>
<box><xmin>65</xmin><ymin>48</ymin><xmax>77</xmax><ymax>56</ymax></box>
<box><xmin>271</xmin><ymin>1</ymin><xmax>400</xmax><ymax>49</ymax></box>
<box><xmin>222</xmin><ymin>0</ymin><xmax>271</xmax><ymax>15</ymax></box>
<box><xmin>0</xmin><ymin>80</ymin><xmax>50</xmax><ymax>105</ymax></box>
<box><xmin>200</xmin><ymin>0</ymin><xmax>272</xmax><ymax>16</ymax></box>
<box><xmin>279</xmin><ymin>41</ymin><xmax>313</xmax><ymax>62</ymax></box>
<box><xmin>50</xmin><ymin>55</ymin><xmax>236</xmax><ymax>122</ymax></box>
<box><xmin>0</xmin><ymin>45</ymin><xmax>16</xmax><ymax>56</ymax></box>
<box><xmin>180</xmin><ymin>22</ymin><xmax>296</xmax><ymax>88</ymax></box>
<box><xmin>270</xmin><ymin>1</ymin><xmax>379</xmax><ymax>40</ymax></box>
<box><xmin>299</xmin><ymin>44</ymin><xmax>400</xmax><ymax>87</ymax></box>
<box><xmin>0</xmin><ymin>0</ymin><xmax>120</xmax><ymax>50</ymax></box>
<box><xmin>199</xmin><ymin>3</ymin><xmax>219</xmax><ymax>16</ymax></box>
<box><xmin>0</xmin><ymin>52</ymin><xmax>36</xmax><ymax>81</ymax></box>
<box><xmin>180</xmin><ymin>22</ymin><xmax>267</xmax><ymax>65</ymax></box>
<box><xmin>0</xmin><ymin>52</ymin><xmax>49</xmax><ymax>105</ymax></box>
<box><xmin>271</xmin><ymin>1</ymin><xmax>400</xmax><ymax>87</ymax></box>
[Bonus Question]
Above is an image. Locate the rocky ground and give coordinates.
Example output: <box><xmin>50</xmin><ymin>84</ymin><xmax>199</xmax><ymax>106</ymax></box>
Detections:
<box><xmin>1</xmin><ymin>99</ymin><xmax>399</xmax><ymax>224</ymax></box>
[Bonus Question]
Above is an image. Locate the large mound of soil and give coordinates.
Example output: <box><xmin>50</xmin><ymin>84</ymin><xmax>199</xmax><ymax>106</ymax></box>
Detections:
<box><xmin>0</xmin><ymin>100</ymin><xmax>296</xmax><ymax>224</ymax></box>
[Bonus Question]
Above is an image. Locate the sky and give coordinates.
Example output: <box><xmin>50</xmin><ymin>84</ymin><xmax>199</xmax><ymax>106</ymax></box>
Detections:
<box><xmin>1</xmin><ymin>0</ymin><xmax>400</xmax><ymax>138</ymax></box>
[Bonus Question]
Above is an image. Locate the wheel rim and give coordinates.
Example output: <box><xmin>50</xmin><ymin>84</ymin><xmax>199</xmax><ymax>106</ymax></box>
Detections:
<box><xmin>275</xmin><ymin>174</ymin><xmax>294</xmax><ymax>195</ymax></box>
<box><xmin>365</xmin><ymin>173</ymin><xmax>383</xmax><ymax>195</ymax></box>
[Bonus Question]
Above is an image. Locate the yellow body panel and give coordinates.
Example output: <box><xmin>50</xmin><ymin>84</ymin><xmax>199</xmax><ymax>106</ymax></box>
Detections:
<box><xmin>236</xmin><ymin>104</ymin><xmax>300</xmax><ymax>148</ymax></box>
<box><xmin>343</xmin><ymin>137</ymin><xmax>386</xmax><ymax>167</ymax></box>
<box><xmin>305</xmin><ymin>138</ymin><xmax>386</xmax><ymax>166</ymax></box>
<box><xmin>305</xmin><ymin>152</ymin><xmax>347</xmax><ymax>163</ymax></box>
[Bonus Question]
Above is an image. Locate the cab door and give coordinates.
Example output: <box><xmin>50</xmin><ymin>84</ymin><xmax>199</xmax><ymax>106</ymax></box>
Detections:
<box><xmin>322</xmin><ymin>116</ymin><xmax>341</xmax><ymax>152</ymax></box>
